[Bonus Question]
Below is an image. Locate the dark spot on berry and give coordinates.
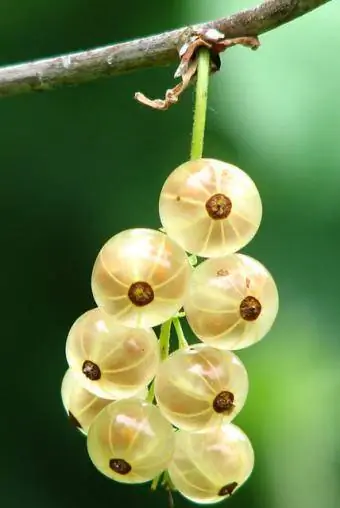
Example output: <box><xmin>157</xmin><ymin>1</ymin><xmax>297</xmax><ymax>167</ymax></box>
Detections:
<box><xmin>217</xmin><ymin>268</ymin><xmax>229</xmax><ymax>276</ymax></box>
<box><xmin>68</xmin><ymin>411</ymin><xmax>82</xmax><ymax>430</ymax></box>
<box><xmin>205</xmin><ymin>193</ymin><xmax>232</xmax><ymax>220</ymax></box>
<box><xmin>82</xmin><ymin>360</ymin><xmax>101</xmax><ymax>381</ymax></box>
<box><xmin>213</xmin><ymin>391</ymin><xmax>235</xmax><ymax>414</ymax></box>
<box><xmin>218</xmin><ymin>482</ymin><xmax>238</xmax><ymax>497</ymax></box>
<box><xmin>246</xmin><ymin>277</ymin><xmax>251</xmax><ymax>289</ymax></box>
<box><xmin>240</xmin><ymin>295</ymin><xmax>262</xmax><ymax>321</ymax></box>
<box><xmin>128</xmin><ymin>281</ymin><xmax>154</xmax><ymax>307</ymax></box>
<box><xmin>176</xmin><ymin>196</ymin><xmax>181</xmax><ymax>201</ymax></box>
<box><xmin>109</xmin><ymin>458</ymin><xmax>132</xmax><ymax>475</ymax></box>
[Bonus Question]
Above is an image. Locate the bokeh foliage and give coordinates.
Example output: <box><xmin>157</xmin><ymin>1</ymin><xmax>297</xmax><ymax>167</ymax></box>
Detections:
<box><xmin>1</xmin><ymin>1</ymin><xmax>340</xmax><ymax>507</ymax></box>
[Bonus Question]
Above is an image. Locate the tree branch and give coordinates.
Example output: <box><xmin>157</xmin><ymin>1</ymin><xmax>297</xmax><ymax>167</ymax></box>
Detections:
<box><xmin>0</xmin><ymin>0</ymin><xmax>331</xmax><ymax>99</ymax></box>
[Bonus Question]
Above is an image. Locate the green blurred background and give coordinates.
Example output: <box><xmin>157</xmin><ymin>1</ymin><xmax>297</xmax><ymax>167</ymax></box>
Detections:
<box><xmin>1</xmin><ymin>0</ymin><xmax>340</xmax><ymax>507</ymax></box>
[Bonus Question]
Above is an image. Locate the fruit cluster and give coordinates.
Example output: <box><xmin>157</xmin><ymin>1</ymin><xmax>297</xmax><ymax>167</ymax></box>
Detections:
<box><xmin>61</xmin><ymin>158</ymin><xmax>279</xmax><ymax>504</ymax></box>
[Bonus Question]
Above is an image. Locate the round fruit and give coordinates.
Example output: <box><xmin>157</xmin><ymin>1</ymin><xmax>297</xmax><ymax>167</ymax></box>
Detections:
<box><xmin>61</xmin><ymin>369</ymin><xmax>147</xmax><ymax>434</ymax></box>
<box><xmin>154</xmin><ymin>344</ymin><xmax>248</xmax><ymax>431</ymax></box>
<box><xmin>61</xmin><ymin>368</ymin><xmax>112</xmax><ymax>434</ymax></box>
<box><xmin>91</xmin><ymin>228</ymin><xmax>191</xmax><ymax>328</ymax></box>
<box><xmin>65</xmin><ymin>307</ymin><xmax>160</xmax><ymax>399</ymax></box>
<box><xmin>159</xmin><ymin>158</ymin><xmax>262</xmax><ymax>258</ymax></box>
<box><xmin>184</xmin><ymin>253</ymin><xmax>279</xmax><ymax>350</ymax></box>
<box><xmin>168</xmin><ymin>423</ymin><xmax>254</xmax><ymax>504</ymax></box>
<box><xmin>87</xmin><ymin>398</ymin><xmax>175</xmax><ymax>484</ymax></box>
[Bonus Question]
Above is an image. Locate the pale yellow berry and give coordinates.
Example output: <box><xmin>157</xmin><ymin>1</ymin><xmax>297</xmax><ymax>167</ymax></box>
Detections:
<box><xmin>61</xmin><ymin>369</ymin><xmax>111</xmax><ymax>434</ymax></box>
<box><xmin>91</xmin><ymin>228</ymin><xmax>191</xmax><ymax>328</ymax></box>
<box><xmin>168</xmin><ymin>423</ymin><xmax>254</xmax><ymax>504</ymax></box>
<box><xmin>184</xmin><ymin>253</ymin><xmax>279</xmax><ymax>350</ymax></box>
<box><xmin>61</xmin><ymin>369</ymin><xmax>147</xmax><ymax>434</ymax></box>
<box><xmin>154</xmin><ymin>344</ymin><xmax>248</xmax><ymax>431</ymax></box>
<box><xmin>65</xmin><ymin>307</ymin><xmax>160</xmax><ymax>399</ymax></box>
<box><xmin>87</xmin><ymin>399</ymin><xmax>175</xmax><ymax>484</ymax></box>
<box><xmin>159</xmin><ymin>158</ymin><xmax>262</xmax><ymax>258</ymax></box>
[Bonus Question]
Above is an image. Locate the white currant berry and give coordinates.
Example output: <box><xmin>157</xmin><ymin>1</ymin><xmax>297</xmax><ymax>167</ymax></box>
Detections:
<box><xmin>184</xmin><ymin>253</ymin><xmax>279</xmax><ymax>350</ymax></box>
<box><xmin>91</xmin><ymin>228</ymin><xmax>191</xmax><ymax>328</ymax></box>
<box><xmin>61</xmin><ymin>368</ymin><xmax>112</xmax><ymax>434</ymax></box>
<box><xmin>168</xmin><ymin>423</ymin><xmax>254</xmax><ymax>504</ymax></box>
<box><xmin>60</xmin><ymin>369</ymin><xmax>147</xmax><ymax>434</ymax></box>
<box><xmin>159</xmin><ymin>158</ymin><xmax>262</xmax><ymax>258</ymax></box>
<box><xmin>87</xmin><ymin>398</ymin><xmax>175</xmax><ymax>484</ymax></box>
<box><xmin>154</xmin><ymin>344</ymin><xmax>248</xmax><ymax>432</ymax></box>
<box><xmin>65</xmin><ymin>307</ymin><xmax>160</xmax><ymax>399</ymax></box>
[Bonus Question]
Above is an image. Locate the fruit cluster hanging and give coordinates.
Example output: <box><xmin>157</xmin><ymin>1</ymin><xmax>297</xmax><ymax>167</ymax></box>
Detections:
<box><xmin>61</xmin><ymin>43</ymin><xmax>279</xmax><ymax>505</ymax></box>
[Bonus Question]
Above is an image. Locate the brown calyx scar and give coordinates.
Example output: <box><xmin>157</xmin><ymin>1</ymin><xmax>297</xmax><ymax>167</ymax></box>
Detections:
<box><xmin>128</xmin><ymin>281</ymin><xmax>154</xmax><ymax>306</ymax></box>
<box><xmin>109</xmin><ymin>458</ymin><xmax>132</xmax><ymax>475</ymax></box>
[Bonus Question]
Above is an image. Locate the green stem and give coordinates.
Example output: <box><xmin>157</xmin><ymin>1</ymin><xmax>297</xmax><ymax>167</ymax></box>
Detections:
<box><xmin>161</xmin><ymin>470</ymin><xmax>175</xmax><ymax>490</ymax></box>
<box><xmin>188</xmin><ymin>253</ymin><xmax>198</xmax><ymax>267</ymax></box>
<box><xmin>147</xmin><ymin>318</ymin><xmax>172</xmax><ymax>403</ymax></box>
<box><xmin>146</xmin><ymin>380</ymin><xmax>155</xmax><ymax>403</ymax></box>
<box><xmin>159</xmin><ymin>318</ymin><xmax>172</xmax><ymax>360</ymax></box>
<box><xmin>172</xmin><ymin>317</ymin><xmax>188</xmax><ymax>349</ymax></box>
<box><xmin>190</xmin><ymin>48</ymin><xmax>211</xmax><ymax>161</ymax></box>
<box><xmin>151</xmin><ymin>473</ymin><xmax>162</xmax><ymax>491</ymax></box>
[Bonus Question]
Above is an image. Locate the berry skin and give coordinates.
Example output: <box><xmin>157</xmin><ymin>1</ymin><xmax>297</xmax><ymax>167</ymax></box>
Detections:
<box><xmin>87</xmin><ymin>398</ymin><xmax>175</xmax><ymax>484</ymax></box>
<box><xmin>159</xmin><ymin>158</ymin><xmax>262</xmax><ymax>258</ymax></box>
<box><xmin>154</xmin><ymin>344</ymin><xmax>248</xmax><ymax>432</ymax></box>
<box><xmin>184</xmin><ymin>253</ymin><xmax>279</xmax><ymax>350</ymax></box>
<box><xmin>168</xmin><ymin>423</ymin><xmax>254</xmax><ymax>504</ymax></box>
<box><xmin>91</xmin><ymin>228</ymin><xmax>192</xmax><ymax>328</ymax></box>
<box><xmin>61</xmin><ymin>369</ymin><xmax>147</xmax><ymax>434</ymax></box>
<box><xmin>65</xmin><ymin>307</ymin><xmax>160</xmax><ymax>399</ymax></box>
<box><xmin>61</xmin><ymin>369</ymin><xmax>112</xmax><ymax>434</ymax></box>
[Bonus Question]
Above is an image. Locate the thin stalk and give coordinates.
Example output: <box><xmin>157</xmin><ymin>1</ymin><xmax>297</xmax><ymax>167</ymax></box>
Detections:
<box><xmin>146</xmin><ymin>381</ymin><xmax>155</xmax><ymax>403</ymax></box>
<box><xmin>190</xmin><ymin>48</ymin><xmax>211</xmax><ymax>160</ymax></box>
<box><xmin>159</xmin><ymin>318</ymin><xmax>172</xmax><ymax>360</ymax></box>
<box><xmin>151</xmin><ymin>473</ymin><xmax>161</xmax><ymax>491</ymax></box>
<box><xmin>147</xmin><ymin>318</ymin><xmax>172</xmax><ymax>403</ymax></box>
<box><xmin>172</xmin><ymin>317</ymin><xmax>189</xmax><ymax>349</ymax></box>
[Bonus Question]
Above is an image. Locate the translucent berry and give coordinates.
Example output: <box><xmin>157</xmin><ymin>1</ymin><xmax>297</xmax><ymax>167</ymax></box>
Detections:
<box><xmin>65</xmin><ymin>307</ymin><xmax>160</xmax><ymax>399</ymax></box>
<box><xmin>91</xmin><ymin>228</ymin><xmax>192</xmax><ymax>328</ymax></box>
<box><xmin>168</xmin><ymin>423</ymin><xmax>254</xmax><ymax>504</ymax></box>
<box><xmin>61</xmin><ymin>369</ymin><xmax>147</xmax><ymax>434</ymax></box>
<box><xmin>159</xmin><ymin>158</ymin><xmax>262</xmax><ymax>258</ymax></box>
<box><xmin>154</xmin><ymin>344</ymin><xmax>248</xmax><ymax>432</ymax></box>
<box><xmin>61</xmin><ymin>369</ymin><xmax>112</xmax><ymax>434</ymax></box>
<box><xmin>184</xmin><ymin>253</ymin><xmax>279</xmax><ymax>350</ymax></box>
<box><xmin>87</xmin><ymin>398</ymin><xmax>175</xmax><ymax>484</ymax></box>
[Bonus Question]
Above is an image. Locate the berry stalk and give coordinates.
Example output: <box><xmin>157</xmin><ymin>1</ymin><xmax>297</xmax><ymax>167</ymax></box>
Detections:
<box><xmin>159</xmin><ymin>318</ymin><xmax>173</xmax><ymax>360</ymax></box>
<box><xmin>172</xmin><ymin>317</ymin><xmax>188</xmax><ymax>349</ymax></box>
<box><xmin>147</xmin><ymin>317</ymin><xmax>172</xmax><ymax>403</ymax></box>
<box><xmin>190</xmin><ymin>48</ymin><xmax>210</xmax><ymax>160</ymax></box>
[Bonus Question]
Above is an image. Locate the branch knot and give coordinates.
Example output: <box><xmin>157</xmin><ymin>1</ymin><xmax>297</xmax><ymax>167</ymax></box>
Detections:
<box><xmin>134</xmin><ymin>29</ymin><xmax>260</xmax><ymax>111</ymax></box>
